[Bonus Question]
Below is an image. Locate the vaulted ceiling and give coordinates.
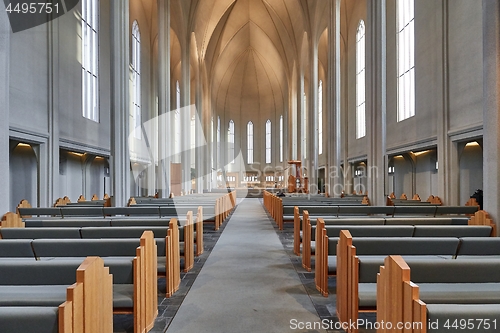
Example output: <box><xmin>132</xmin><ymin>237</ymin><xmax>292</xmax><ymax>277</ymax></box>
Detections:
<box><xmin>168</xmin><ymin>0</ymin><xmax>349</xmax><ymax>120</ymax></box>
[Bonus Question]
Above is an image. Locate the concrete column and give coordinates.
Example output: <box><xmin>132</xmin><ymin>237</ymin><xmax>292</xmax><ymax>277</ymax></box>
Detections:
<box><xmin>110</xmin><ymin>0</ymin><xmax>130</xmax><ymax>206</ymax></box>
<box><xmin>0</xmin><ymin>9</ymin><xmax>10</xmax><ymax>214</ymax></box>
<box><xmin>483</xmin><ymin>0</ymin><xmax>500</xmax><ymax>229</ymax></box>
<box><xmin>366</xmin><ymin>0</ymin><xmax>387</xmax><ymax>205</ymax></box>
<box><xmin>46</xmin><ymin>18</ymin><xmax>60</xmax><ymax>207</ymax></box>
<box><xmin>195</xmin><ymin>58</ymin><xmax>204</xmax><ymax>194</ymax></box>
<box><xmin>308</xmin><ymin>43</ymin><xmax>319</xmax><ymax>194</ymax></box>
<box><xmin>437</xmin><ymin>0</ymin><xmax>459</xmax><ymax>205</ymax></box>
<box><xmin>157</xmin><ymin>0</ymin><xmax>171</xmax><ymax>197</ymax></box>
<box><xmin>327</xmin><ymin>0</ymin><xmax>341</xmax><ymax>197</ymax></box>
<box><xmin>180</xmin><ymin>42</ymin><xmax>191</xmax><ymax>194</ymax></box>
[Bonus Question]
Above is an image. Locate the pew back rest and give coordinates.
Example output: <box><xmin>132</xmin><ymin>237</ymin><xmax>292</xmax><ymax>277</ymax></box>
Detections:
<box><xmin>0</xmin><ymin>239</ymin><xmax>36</xmax><ymax>257</ymax></box>
<box><xmin>392</xmin><ymin>205</ymin><xmax>437</xmax><ymax>216</ymax></box>
<box><xmin>352</xmin><ymin>237</ymin><xmax>460</xmax><ymax>256</ymax></box>
<box><xmin>405</xmin><ymin>258</ymin><xmax>500</xmax><ymax>283</ymax></box>
<box><xmin>32</xmin><ymin>239</ymin><xmax>141</xmax><ymax>258</ymax></box>
<box><xmin>435</xmin><ymin>205</ymin><xmax>478</xmax><ymax>215</ymax></box>
<box><xmin>413</xmin><ymin>226</ymin><xmax>492</xmax><ymax>237</ymax></box>
<box><xmin>457</xmin><ymin>237</ymin><xmax>500</xmax><ymax>256</ymax></box>
<box><xmin>102</xmin><ymin>258</ymin><xmax>134</xmax><ymax>284</ymax></box>
<box><xmin>326</xmin><ymin>225</ymin><xmax>414</xmax><ymax>237</ymax></box>
<box><xmin>0</xmin><ymin>260</ymin><xmax>81</xmax><ymax>285</ymax></box>
<box><xmin>25</xmin><ymin>220</ymin><xmax>111</xmax><ymax>227</ymax></box>
<box><xmin>81</xmin><ymin>226</ymin><xmax>168</xmax><ymax>239</ymax></box>
<box><xmin>18</xmin><ymin>207</ymin><xmax>62</xmax><ymax>217</ymax></box>
<box><xmin>103</xmin><ymin>206</ymin><xmax>160</xmax><ymax>216</ymax></box>
<box><xmin>385</xmin><ymin>217</ymin><xmax>460</xmax><ymax>225</ymax></box>
<box><xmin>0</xmin><ymin>228</ymin><xmax>81</xmax><ymax>239</ymax></box>
<box><xmin>60</xmin><ymin>207</ymin><xmax>104</xmax><ymax>217</ymax></box>
<box><xmin>110</xmin><ymin>219</ymin><xmax>169</xmax><ymax>227</ymax></box>
<box><xmin>319</xmin><ymin>218</ymin><xmax>386</xmax><ymax>225</ymax></box>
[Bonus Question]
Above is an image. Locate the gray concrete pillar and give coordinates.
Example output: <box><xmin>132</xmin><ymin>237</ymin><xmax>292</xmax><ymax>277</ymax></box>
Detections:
<box><xmin>326</xmin><ymin>0</ymin><xmax>341</xmax><ymax>197</ymax></box>
<box><xmin>366</xmin><ymin>0</ymin><xmax>387</xmax><ymax>205</ymax></box>
<box><xmin>110</xmin><ymin>0</ymin><xmax>130</xmax><ymax>206</ymax></box>
<box><xmin>157</xmin><ymin>0</ymin><xmax>171</xmax><ymax>198</ymax></box>
<box><xmin>308</xmin><ymin>43</ymin><xmax>319</xmax><ymax>194</ymax></box>
<box><xmin>180</xmin><ymin>43</ymin><xmax>191</xmax><ymax>194</ymax></box>
<box><xmin>0</xmin><ymin>9</ymin><xmax>10</xmax><ymax>214</ymax></box>
<box><xmin>482</xmin><ymin>0</ymin><xmax>500</xmax><ymax>230</ymax></box>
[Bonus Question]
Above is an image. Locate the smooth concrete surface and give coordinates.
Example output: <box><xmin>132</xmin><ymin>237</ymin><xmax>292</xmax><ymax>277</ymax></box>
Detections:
<box><xmin>165</xmin><ymin>198</ymin><xmax>327</xmax><ymax>333</ymax></box>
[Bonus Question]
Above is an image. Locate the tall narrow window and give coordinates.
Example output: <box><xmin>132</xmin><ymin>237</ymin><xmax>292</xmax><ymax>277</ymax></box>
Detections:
<box><xmin>266</xmin><ymin>120</ymin><xmax>272</xmax><ymax>164</ymax></box>
<box><xmin>318</xmin><ymin>81</ymin><xmax>323</xmax><ymax>154</ymax></box>
<box><xmin>302</xmin><ymin>93</ymin><xmax>307</xmax><ymax>159</ymax></box>
<box><xmin>217</xmin><ymin>116</ymin><xmax>221</xmax><ymax>168</ymax></box>
<box><xmin>82</xmin><ymin>0</ymin><xmax>99</xmax><ymax>122</ymax></box>
<box><xmin>356</xmin><ymin>20</ymin><xmax>366</xmax><ymax>138</ymax></box>
<box><xmin>174</xmin><ymin>82</ymin><xmax>181</xmax><ymax>160</ymax></box>
<box><xmin>131</xmin><ymin>21</ymin><xmax>141</xmax><ymax>139</ymax></box>
<box><xmin>279</xmin><ymin>115</ymin><xmax>283</xmax><ymax>162</ymax></box>
<box><xmin>247</xmin><ymin>121</ymin><xmax>254</xmax><ymax>164</ymax></box>
<box><xmin>228</xmin><ymin>120</ymin><xmax>235</xmax><ymax>164</ymax></box>
<box><xmin>397</xmin><ymin>0</ymin><xmax>415</xmax><ymax>121</ymax></box>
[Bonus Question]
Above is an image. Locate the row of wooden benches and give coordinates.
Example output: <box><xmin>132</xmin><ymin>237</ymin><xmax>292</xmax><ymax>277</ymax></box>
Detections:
<box><xmin>14</xmin><ymin>191</ymin><xmax>237</xmax><ymax>231</ymax></box>
<box><xmin>0</xmin><ymin>231</ymin><xmax>157</xmax><ymax>333</ymax></box>
<box><xmin>315</xmin><ymin>225</ymin><xmax>500</xmax><ymax>333</ymax></box>
<box><xmin>0</xmin><ymin>192</ymin><xmax>238</xmax><ymax>333</ymax></box>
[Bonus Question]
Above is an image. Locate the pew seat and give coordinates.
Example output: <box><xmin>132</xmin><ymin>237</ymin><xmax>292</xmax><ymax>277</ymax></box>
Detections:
<box><xmin>0</xmin><ymin>307</ymin><xmax>59</xmax><ymax>333</ymax></box>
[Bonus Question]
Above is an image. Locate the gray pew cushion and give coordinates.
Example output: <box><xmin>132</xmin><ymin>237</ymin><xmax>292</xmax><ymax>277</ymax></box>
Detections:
<box><xmin>352</xmin><ymin>237</ymin><xmax>460</xmax><ymax>256</ymax></box>
<box><xmin>426</xmin><ymin>304</ymin><xmax>500</xmax><ymax>333</ymax></box>
<box><xmin>112</xmin><ymin>284</ymin><xmax>135</xmax><ymax>308</ymax></box>
<box><xmin>0</xmin><ymin>307</ymin><xmax>59</xmax><ymax>333</ymax></box>
<box><xmin>392</xmin><ymin>206</ymin><xmax>437</xmax><ymax>216</ymax></box>
<box><xmin>0</xmin><ymin>285</ymin><xmax>68</xmax><ymax>306</ymax></box>
<box><xmin>419</xmin><ymin>283</ymin><xmax>500</xmax><ymax>304</ymax></box>
<box><xmin>32</xmin><ymin>239</ymin><xmax>141</xmax><ymax>258</ymax></box>
<box><xmin>357</xmin><ymin>256</ymin><xmax>448</xmax><ymax>283</ymax></box>
<box><xmin>0</xmin><ymin>259</ymin><xmax>82</xmax><ymax>284</ymax></box>
<box><xmin>457</xmin><ymin>238</ymin><xmax>500</xmax><ymax>256</ymax></box>
<box><xmin>385</xmin><ymin>217</ymin><xmax>455</xmax><ymax>225</ymax></box>
<box><xmin>110</xmin><ymin>219</ymin><xmax>170</xmax><ymax>227</ymax></box>
<box><xmin>320</xmin><ymin>218</ymin><xmax>385</xmax><ymax>225</ymax></box>
<box><xmin>60</xmin><ymin>207</ymin><xmax>104</xmax><ymax>217</ymax></box>
<box><xmin>0</xmin><ymin>227</ymin><xmax>81</xmax><ymax>239</ymax></box>
<box><xmin>81</xmin><ymin>226</ymin><xmax>168</xmax><ymax>239</ymax></box>
<box><xmin>414</xmin><ymin>226</ymin><xmax>492</xmax><ymax>237</ymax></box>
<box><xmin>358</xmin><ymin>283</ymin><xmax>377</xmax><ymax>307</ymax></box>
<box><xmin>435</xmin><ymin>205</ymin><xmax>479</xmax><ymax>215</ymax></box>
<box><xmin>327</xmin><ymin>256</ymin><xmax>336</xmax><ymax>275</ymax></box>
<box><xmin>323</xmin><ymin>225</ymin><xmax>414</xmax><ymax>237</ymax></box>
<box><xmin>27</xmin><ymin>220</ymin><xmax>111</xmax><ymax>227</ymax></box>
<box><xmin>407</xmin><ymin>258</ymin><xmax>500</xmax><ymax>283</ymax></box>
<box><xmin>0</xmin><ymin>239</ymin><xmax>36</xmax><ymax>257</ymax></box>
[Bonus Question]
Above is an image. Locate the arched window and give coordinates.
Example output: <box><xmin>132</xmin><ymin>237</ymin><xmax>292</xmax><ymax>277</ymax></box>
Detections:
<box><xmin>318</xmin><ymin>80</ymin><xmax>323</xmax><ymax>153</ymax></box>
<box><xmin>356</xmin><ymin>20</ymin><xmax>366</xmax><ymax>138</ymax></box>
<box><xmin>266</xmin><ymin>120</ymin><xmax>272</xmax><ymax>164</ymax></box>
<box><xmin>131</xmin><ymin>21</ymin><xmax>141</xmax><ymax>139</ymax></box>
<box><xmin>228</xmin><ymin>120</ymin><xmax>235</xmax><ymax>164</ymax></box>
<box><xmin>247</xmin><ymin>121</ymin><xmax>254</xmax><ymax>164</ymax></box>
<box><xmin>82</xmin><ymin>0</ymin><xmax>99</xmax><ymax>122</ymax></box>
<box><xmin>397</xmin><ymin>0</ymin><xmax>415</xmax><ymax>121</ymax></box>
<box><xmin>279</xmin><ymin>115</ymin><xmax>283</xmax><ymax>162</ymax></box>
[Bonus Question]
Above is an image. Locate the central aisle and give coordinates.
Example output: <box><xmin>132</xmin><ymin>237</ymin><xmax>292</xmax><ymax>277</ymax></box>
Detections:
<box><xmin>165</xmin><ymin>198</ymin><xmax>327</xmax><ymax>333</ymax></box>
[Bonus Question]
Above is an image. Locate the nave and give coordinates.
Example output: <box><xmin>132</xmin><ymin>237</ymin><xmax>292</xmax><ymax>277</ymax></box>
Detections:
<box><xmin>148</xmin><ymin>198</ymin><xmax>336</xmax><ymax>333</ymax></box>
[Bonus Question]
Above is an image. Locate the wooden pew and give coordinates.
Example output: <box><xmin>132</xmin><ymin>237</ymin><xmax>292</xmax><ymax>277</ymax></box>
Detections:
<box><xmin>0</xmin><ymin>256</ymin><xmax>112</xmax><ymax>333</ymax></box>
<box><xmin>377</xmin><ymin>255</ymin><xmax>500</xmax><ymax>333</ymax></box>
